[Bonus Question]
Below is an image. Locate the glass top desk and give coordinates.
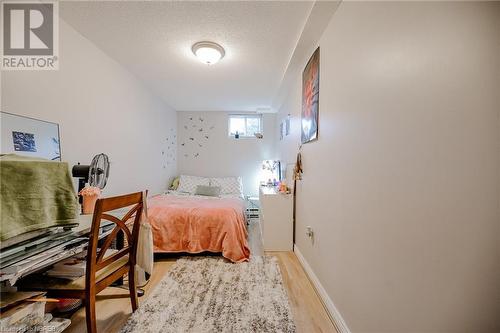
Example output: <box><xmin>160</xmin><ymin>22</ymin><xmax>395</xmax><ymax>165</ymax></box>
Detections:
<box><xmin>0</xmin><ymin>208</ymin><xmax>128</xmax><ymax>286</ymax></box>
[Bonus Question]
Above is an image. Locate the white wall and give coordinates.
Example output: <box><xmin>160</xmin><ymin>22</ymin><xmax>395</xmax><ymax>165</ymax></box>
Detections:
<box><xmin>1</xmin><ymin>19</ymin><xmax>177</xmax><ymax>196</ymax></box>
<box><xmin>276</xmin><ymin>2</ymin><xmax>500</xmax><ymax>332</ymax></box>
<box><xmin>177</xmin><ymin>111</ymin><xmax>275</xmax><ymax>196</ymax></box>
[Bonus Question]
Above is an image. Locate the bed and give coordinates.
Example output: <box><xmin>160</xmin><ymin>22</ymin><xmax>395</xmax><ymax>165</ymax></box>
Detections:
<box><xmin>147</xmin><ymin>176</ymin><xmax>250</xmax><ymax>263</ymax></box>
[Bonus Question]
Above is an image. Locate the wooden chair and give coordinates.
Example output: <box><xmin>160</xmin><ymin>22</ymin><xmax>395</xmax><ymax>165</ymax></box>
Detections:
<box><xmin>39</xmin><ymin>192</ymin><xmax>145</xmax><ymax>333</ymax></box>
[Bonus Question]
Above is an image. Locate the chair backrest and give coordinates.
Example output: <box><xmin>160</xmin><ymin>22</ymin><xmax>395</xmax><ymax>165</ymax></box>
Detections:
<box><xmin>85</xmin><ymin>191</ymin><xmax>144</xmax><ymax>285</ymax></box>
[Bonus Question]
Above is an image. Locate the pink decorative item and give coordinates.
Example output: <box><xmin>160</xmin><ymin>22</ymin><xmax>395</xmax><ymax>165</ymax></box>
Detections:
<box><xmin>279</xmin><ymin>181</ymin><xmax>288</xmax><ymax>193</ymax></box>
<box><xmin>79</xmin><ymin>186</ymin><xmax>101</xmax><ymax>215</ymax></box>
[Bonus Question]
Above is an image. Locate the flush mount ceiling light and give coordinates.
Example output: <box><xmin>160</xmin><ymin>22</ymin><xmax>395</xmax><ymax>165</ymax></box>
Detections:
<box><xmin>192</xmin><ymin>41</ymin><xmax>225</xmax><ymax>65</ymax></box>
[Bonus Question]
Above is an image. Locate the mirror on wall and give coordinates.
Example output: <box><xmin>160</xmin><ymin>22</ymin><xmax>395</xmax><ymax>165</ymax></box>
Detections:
<box><xmin>0</xmin><ymin>112</ymin><xmax>61</xmax><ymax>161</ymax></box>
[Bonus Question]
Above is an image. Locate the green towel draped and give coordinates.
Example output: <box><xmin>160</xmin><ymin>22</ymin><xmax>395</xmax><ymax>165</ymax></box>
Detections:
<box><xmin>1</xmin><ymin>154</ymin><xmax>78</xmax><ymax>241</ymax></box>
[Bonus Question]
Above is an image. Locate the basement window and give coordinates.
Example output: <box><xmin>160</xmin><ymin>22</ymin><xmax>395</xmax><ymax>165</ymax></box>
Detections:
<box><xmin>228</xmin><ymin>114</ymin><xmax>262</xmax><ymax>138</ymax></box>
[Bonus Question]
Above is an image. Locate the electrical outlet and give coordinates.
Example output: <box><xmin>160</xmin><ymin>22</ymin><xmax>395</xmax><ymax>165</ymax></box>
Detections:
<box><xmin>306</xmin><ymin>226</ymin><xmax>314</xmax><ymax>238</ymax></box>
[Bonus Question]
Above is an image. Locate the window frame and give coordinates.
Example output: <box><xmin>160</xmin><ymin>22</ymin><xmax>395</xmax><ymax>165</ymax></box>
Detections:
<box><xmin>227</xmin><ymin>114</ymin><xmax>263</xmax><ymax>138</ymax></box>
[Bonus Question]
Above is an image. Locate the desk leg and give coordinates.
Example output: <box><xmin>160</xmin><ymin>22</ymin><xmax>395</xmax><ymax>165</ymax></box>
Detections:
<box><xmin>114</xmin><ymin>230</ymin><xmax>125</xmax><ymax>286</ymax></box>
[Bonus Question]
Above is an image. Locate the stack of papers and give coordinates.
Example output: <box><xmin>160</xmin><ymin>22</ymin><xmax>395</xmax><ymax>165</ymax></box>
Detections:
<box><xmin>46</xmin><ymin>254</ymin><xmax>86</xmax><ymax>278</ymax></box>
<box><xmin>0</xmin><ymin>299</ymin><xmax>46</xmax><ymax>332</ymax></box>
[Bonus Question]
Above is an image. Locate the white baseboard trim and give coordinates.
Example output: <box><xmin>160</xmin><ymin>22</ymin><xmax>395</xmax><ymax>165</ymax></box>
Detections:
<box><xmin>294</xmin><ymin>245</ymin><xmax>351</xmax><ymax>333</ymax></box>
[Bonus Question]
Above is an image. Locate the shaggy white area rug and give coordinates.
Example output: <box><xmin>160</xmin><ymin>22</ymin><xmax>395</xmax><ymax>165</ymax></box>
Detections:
<box><xmin>120</xmin><ymin>256</ymin><xmax>296</xmax><ymax>333</ymax></box>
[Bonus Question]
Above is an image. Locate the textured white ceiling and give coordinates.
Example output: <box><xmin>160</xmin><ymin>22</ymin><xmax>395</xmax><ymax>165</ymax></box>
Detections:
<box><xmin>60</xmin><ymin>1</ymin><xmax>313</xmax><ymax>111</ymax></box>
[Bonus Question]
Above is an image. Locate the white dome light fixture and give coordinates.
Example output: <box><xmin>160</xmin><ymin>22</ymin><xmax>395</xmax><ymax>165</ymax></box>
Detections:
<box><xmin>192</xmin><ymin>41</ymin><xmax>225</xmax><ymax>65</ymax></box>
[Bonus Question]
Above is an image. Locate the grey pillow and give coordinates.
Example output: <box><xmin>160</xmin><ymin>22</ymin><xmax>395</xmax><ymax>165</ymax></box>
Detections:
<box><xmin>195</xmin><ymin>185</ymin><xmax>221</xmax><ymax>197</ymax></box>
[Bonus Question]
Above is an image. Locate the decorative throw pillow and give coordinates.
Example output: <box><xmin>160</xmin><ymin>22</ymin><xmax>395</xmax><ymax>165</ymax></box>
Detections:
<box><xmin>170</xmin><ymin>176</ymin><xmax>180</xmax><ymax>190</ymax></box>
<box><xmin>195</xmin><ymin>185</ymin><xmax>221</xmax><ymax>197</ymax></box>
<box><xmin>177</xmin><ymin>175</ymin><xmax>210</xmax><ymax>194</ymax></box>
<box><xmin>210</xmin><ymin>177</ymin><xmax>243</xmax><ymax>195</ymax></box>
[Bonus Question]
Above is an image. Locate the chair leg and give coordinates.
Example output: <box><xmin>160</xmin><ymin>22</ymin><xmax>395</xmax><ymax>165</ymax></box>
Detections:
<box><xmin>85</xmin><ymin>294</ymin><xmax>97</xmax><ymax>333</ymax></box>
<box><xmin>129</xmin><ymin>265</ymin><xmax>138</xmax><ymax>312</ymax></box>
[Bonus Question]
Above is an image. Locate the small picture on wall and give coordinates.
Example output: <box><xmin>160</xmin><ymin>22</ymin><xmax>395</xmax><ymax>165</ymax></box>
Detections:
<box><xmin>301</xmin><ymin>47</ymin><xmax>320</xmax><ymax>144</ymax></box>
<box><xmin>12</xmin><ymin>131</ymin><xmax>37</xmax><ymax>152</ymax></box>
<box><xmin>285</xmin><ymin>116</ymin><xmax>290</xmax><ymax>136</ymax></box>
<box><xmin>279</xmin><ymin>122</ymin><xmax>284</xmax><ymax>141</ymax></box>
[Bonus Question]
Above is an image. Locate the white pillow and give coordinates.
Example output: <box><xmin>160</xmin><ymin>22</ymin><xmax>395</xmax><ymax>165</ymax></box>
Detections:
<box><xmin>210</xmin><ymin>177</ymin><xmax>243</xmax><ymax>195</ymax></box>
<box><xmin>177</xmin><ymin>175</ymin><xmax>210</xmax><ymax>194</ymax></box>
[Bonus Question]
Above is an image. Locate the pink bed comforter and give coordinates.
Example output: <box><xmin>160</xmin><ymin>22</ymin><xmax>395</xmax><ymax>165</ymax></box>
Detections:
<box><xmin>148</xmin><ymin>194</ymin><xmax>250</xmax><ymax>263</ymax></box>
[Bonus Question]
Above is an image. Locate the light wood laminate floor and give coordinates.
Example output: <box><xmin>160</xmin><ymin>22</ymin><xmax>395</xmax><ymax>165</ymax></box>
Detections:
<box><xmin>64</xmin><ymin>221</ymin><xmax>337</xmax><ymax>333</ymax></box>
